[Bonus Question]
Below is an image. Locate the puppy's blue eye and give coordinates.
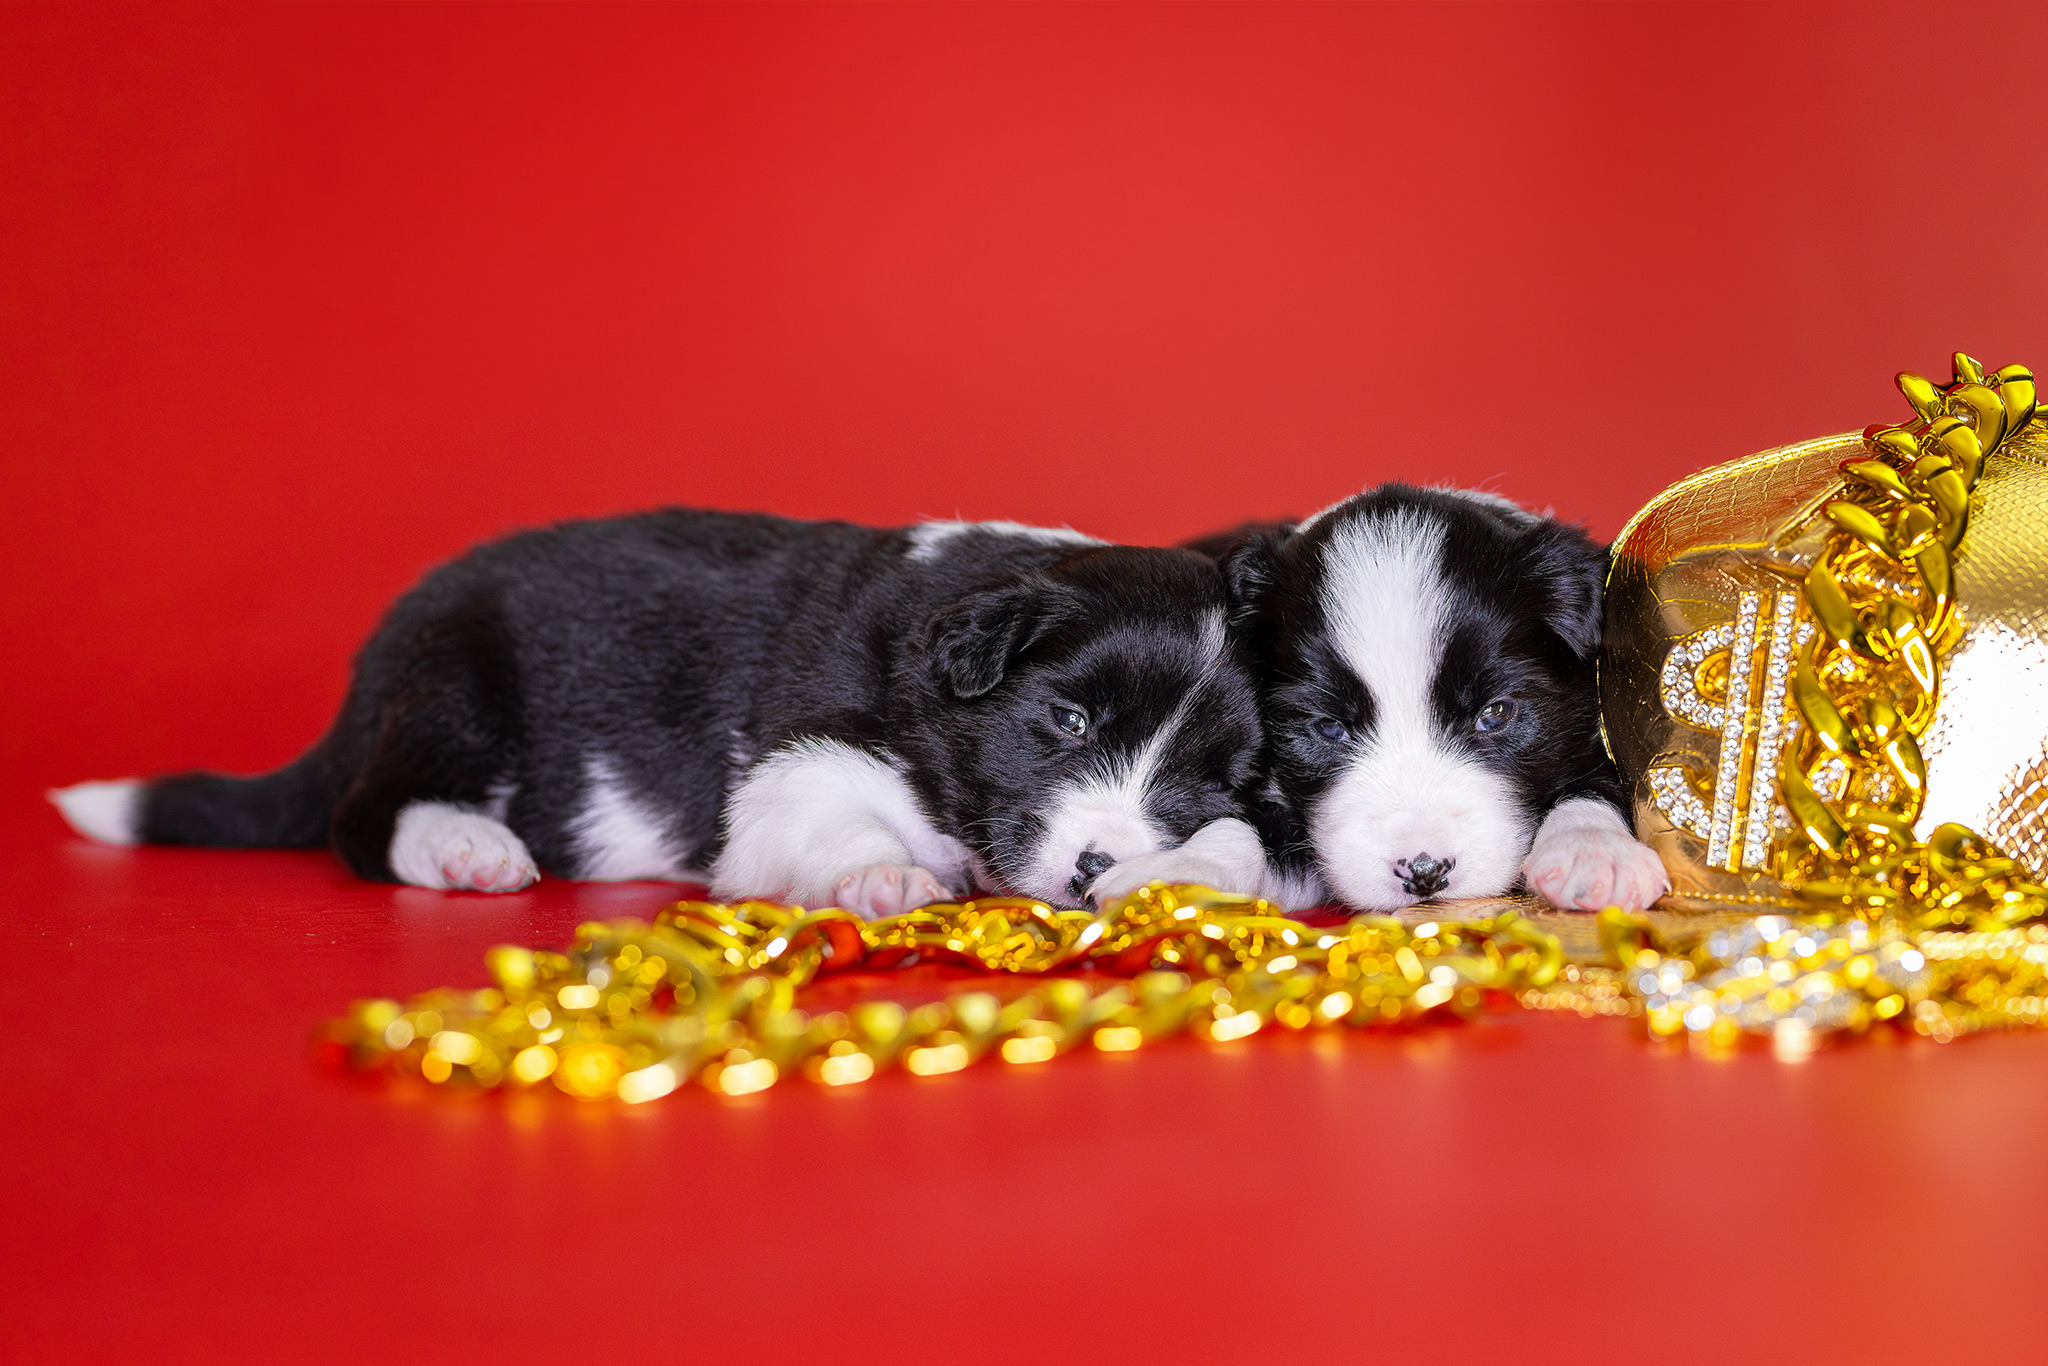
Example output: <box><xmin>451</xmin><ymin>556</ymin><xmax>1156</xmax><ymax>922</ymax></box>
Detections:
<box><xmin>1051</xmin><ymin>706</ymin><xmax>1089</xmax><ymax>739</ymax></box>
<box><xmin>1475</xmin><ymin>699</ymin><xmax>1515</xmax><ymax>733</ymax></box>
<box><xmin>1311</xmin><ymin>717</ymin><xmax>1350</xmax><ymax>744</ymax></box>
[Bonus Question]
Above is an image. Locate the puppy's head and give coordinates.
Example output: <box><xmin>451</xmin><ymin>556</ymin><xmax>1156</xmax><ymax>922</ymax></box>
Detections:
<box><xmin>918</xmin><ymin>547</ymin><xmax>1261</xmax><ymax>906</ymax></box>
<box><xmin>1228</xmin><ymin>485</ymin><xmax>1605</xmax><ymax>909</ymax></box>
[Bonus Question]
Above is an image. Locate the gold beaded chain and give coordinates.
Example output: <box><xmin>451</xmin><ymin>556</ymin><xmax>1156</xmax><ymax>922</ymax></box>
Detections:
<box><xmin>320</xmin><ymin>353</ymin><xmax>2048</xmax><ymax>1094</ymax></box>
<box><xmin>319</xmin><ymin>886</ymin><xmax>1565</xmax><ymax>1101</ymax></box>
<box><xmin>320</xmin><ymin>879</ymin><xmax>2048</xmax><ymax>1100</ymax></box>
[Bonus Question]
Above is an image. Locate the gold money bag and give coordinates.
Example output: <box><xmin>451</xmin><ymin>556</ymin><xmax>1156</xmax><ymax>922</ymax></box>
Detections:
<box><xmin>1603</xmin><ymin>354</ymin><xmax>2048</xmax><ymax>925</ymax></box>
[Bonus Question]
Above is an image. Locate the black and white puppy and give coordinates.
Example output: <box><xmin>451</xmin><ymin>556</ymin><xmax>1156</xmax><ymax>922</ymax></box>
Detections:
<box><xmin>50</xmin><ymin>511</ymin><xmax>1264</xmax><ymax>916</ymax></box>
<box><xmin>1198</xmin><ymin>484</ymin><xmax>1667</xmax><ymax>912</ymax></box>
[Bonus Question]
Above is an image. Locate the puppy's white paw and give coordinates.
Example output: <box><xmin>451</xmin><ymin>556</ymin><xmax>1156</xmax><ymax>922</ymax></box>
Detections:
<box><xmin>1085</xmin><ymin>817</ymin><xmax>1270</xmax><ymax>905</ymax></box>
<box><xmin>1522</xmin><ymin>825</ymin><xmax>1668</xmax><ymax>911</ymax></box>
<box><xmin>1087</xmin><ymin>849</ymin><xmax>1228</xmax><ymax>905</ymax></box>
<box><xmin>389</xmin><ymin>802</ymin><xmax>539</xmax><ymax>893</ymax></box>
<box><xmin>830</xmin><ymin>863</ymin><xmax>952</xmax><ymax>919</ymax></box>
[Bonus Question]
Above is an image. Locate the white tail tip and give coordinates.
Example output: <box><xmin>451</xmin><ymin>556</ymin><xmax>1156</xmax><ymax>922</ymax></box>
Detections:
<box><xmin>49</xmin><ymin>780</ymin><xmax>144</xmax><ymax>845</ymax></box>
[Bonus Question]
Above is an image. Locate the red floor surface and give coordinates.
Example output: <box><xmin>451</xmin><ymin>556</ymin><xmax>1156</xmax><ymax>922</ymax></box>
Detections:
<box><xmin>9</xmin><ymin>3</ymin><xmax>2048</xmax><ymax>1361</ymax></box>
<box><xmin>10</xmin><ymin>793</ymin><xmax>2048</xmax><ymax>1363</ymax></box>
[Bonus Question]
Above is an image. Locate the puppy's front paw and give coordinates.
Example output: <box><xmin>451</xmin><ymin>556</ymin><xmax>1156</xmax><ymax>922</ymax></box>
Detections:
<box><xmin>1086</xmin><ymin>850</ymin><xmax>1221</xmax><ymax>905</ymax></box>
<box><xmin>830</xmin><ymin>863</ymin><xmax>953</xmax><ymax>919</ymax></box>
<box><xmin>1522</xmin><ymin>826</ymin><xmax>1667</xmax><ymax>911</ymax></box>
<box><xmin>1085</xmin><ymin>821</ymin><xmax>1269</xmax><ymax>905</ymax></box>
<box><xmin>389</xmin><ymin>804</ymin><xmax>540</xmax><ymax>893</ymax></box>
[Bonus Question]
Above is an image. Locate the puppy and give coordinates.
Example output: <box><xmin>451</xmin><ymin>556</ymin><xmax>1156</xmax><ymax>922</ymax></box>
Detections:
<box><xmin>51</xmin><ymin>511</ymin><xmax>1264</xmax><ymax>916</ymax></box>
<box><xmin>1195</xmin><ymin>485</ymin><xmax>1667</xmax><ymax>912</ymax></box>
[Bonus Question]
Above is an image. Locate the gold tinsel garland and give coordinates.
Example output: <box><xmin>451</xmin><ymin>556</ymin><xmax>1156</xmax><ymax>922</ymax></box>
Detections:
<box><xmin>320</xmin><ymin>354</ymin><xmax>2048</xmax><ymax>1097</ymax></box>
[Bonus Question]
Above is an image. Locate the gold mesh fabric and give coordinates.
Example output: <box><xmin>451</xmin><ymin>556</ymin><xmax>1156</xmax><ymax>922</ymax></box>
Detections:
<box><xmin>1915</xmin><ymin>445</ymin><xmax>2048</xmax><ymax>874</ymax></box>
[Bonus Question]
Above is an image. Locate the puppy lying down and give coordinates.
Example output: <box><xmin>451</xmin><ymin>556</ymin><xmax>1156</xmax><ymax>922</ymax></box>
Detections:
<box><xmin>1185</xmin><ymin>484</ymin><xmax>1668</xmax><ymax>913</ymax></box>
<box><xmin>51</xmin><ymin>511</ymin><xmax>1263</xmax><ymax>917</ymax></box>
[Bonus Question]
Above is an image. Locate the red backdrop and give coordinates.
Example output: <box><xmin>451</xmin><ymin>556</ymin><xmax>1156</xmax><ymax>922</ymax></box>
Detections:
<box><xmin>10</xmin><ymin>0</ymin><xmax>2048</xmax><ymax>790</ymax></box>
<box><xmin>7</xmin><ymin>5</ymin><xmax>2048</xmax><ymax>1362</ymax></box>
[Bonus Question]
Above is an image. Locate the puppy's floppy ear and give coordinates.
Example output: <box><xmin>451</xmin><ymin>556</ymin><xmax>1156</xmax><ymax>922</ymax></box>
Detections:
<box><xmin>1523</xmin><ymin>521</ymin><xmax>1608</xmax><ymax>659</ymax></box>
<box><xmin>1186</xmin><ymin>521</ymin><xmax>1292</xmax><ymax>630</ymax></box>
<box><xmin>1220</xmin><ymin>532</ymin><xmax>1285</xmax><ymax>630</ymax></box>
<box><xmin>925</xmin><ymin>575</ymin><xmax>1079</xmax><ymax>699</ymax></box>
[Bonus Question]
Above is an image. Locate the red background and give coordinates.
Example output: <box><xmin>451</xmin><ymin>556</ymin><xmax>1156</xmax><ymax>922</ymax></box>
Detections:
<box><xmin>5</xmin><ymin>4</ymin><xmax>2047</xmax><ymax>1361</ymax></box>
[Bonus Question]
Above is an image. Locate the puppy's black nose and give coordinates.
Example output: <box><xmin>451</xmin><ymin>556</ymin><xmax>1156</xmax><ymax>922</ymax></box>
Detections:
<box><xmin>1395</xmin><ymin>853</ymin><xmax>1454</xmax><ymax>899</ymax></box>
<box><xmin>1075</xmin><ymin>849</ymin><xmax>1117</xmax><ymax>882</ymax></box>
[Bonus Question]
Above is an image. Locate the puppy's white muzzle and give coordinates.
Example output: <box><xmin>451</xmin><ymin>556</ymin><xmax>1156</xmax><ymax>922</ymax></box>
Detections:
<box><xmin>1311</xmin><ymin>734</ymin><xmax>1530</xmax><ymax>909</ymax></box>
<box><xmin>1020</xmin><ymin>778</ymin><xmax>1167</xmax><ymax>906</ymax></box>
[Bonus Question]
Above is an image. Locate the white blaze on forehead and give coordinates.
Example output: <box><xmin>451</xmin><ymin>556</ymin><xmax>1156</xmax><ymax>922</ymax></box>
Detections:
<box><xmin>906</xmin><ymin>519</ymin><xmax>1103</xmax><ymax>562</ymax></box>
<box><xmin>1309</xmin><ymin>507</ymin><xmax>1531</xmax><ymax>908</ymax></box>
<box><xmin>1016</xmin><ymin>607</ymin><xmax>1229</xmax><ymax>905</ymax></box>
<box><xmin>1320</xmin><ymin>507</ymin><xmax>1451</xmax><ymax>729</ymax></box>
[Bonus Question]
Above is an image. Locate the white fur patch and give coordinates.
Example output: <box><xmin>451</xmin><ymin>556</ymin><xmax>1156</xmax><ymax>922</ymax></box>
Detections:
<box><xmin>49</xmin><ymin>780</ymin><xmax>143</xmax><ymax>845</ymax></box>
<box><xmin>569</xmin><ymin>757</ymin><xmax>696</xmax><ymax>881</ymax></box>
<box><xmin>484</xmin><ymin>782</ymin><xmax>516</xmax><ymax>822</ymax></box>
<box><xmin>905</xmin><ymin>519</ymin><xmax>1102</xmax><ymax>562</ymax></box>
<box><xmin>389</xmin><ymin>802</ymin><xmax>539</xmax><ymax>892</ymax></box>
<box><xmin>1522</xmin><ymin>797</ymin><xmax>1668</xmax><ymax>910</ymax></box>
<box><xmin>1311</xmin><ymin>509</ymin><xmax>1530</xmax><ymax>908</ymax></box>
<box><xmin>710</xmin><ymin>739</ymin><xmax>969</xmax><ymax>907</ymax></box>
<box><xmin>1322</xmin><ymin>507</ymin><xmax>1447</xmax><ymax>724</ymax></box>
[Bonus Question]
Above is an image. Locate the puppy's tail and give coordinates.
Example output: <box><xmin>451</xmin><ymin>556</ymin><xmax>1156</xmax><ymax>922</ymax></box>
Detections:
<box><xmin>49</xmin><ymin>748</ymin><xmax>341</xmax><ymax>849</ymax></box>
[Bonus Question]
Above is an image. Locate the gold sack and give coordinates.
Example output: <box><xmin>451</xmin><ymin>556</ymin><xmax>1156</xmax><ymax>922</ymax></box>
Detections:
<box><xmin>1602</xmin><ymin>354</ymin><xmax>2048</xmax><ymax>922</ymax></box>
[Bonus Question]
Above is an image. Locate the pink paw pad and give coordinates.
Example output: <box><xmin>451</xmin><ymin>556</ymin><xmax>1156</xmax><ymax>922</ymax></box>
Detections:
<box><xmin>1523</xmin><ymin>829</ymin><xmax>1668</xmax><ymax>911</ymax></box>
<box><xmin>831</xmin><ymin>863</ymin><xmax>952</xmax><ymax>919</ymax></box>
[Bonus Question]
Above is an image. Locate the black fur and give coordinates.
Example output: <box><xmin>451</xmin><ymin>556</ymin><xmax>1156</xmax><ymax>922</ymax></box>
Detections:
<box><xmin>135</xmin><ymin>510</ymin><xmax>1259</xmax><ymax>901</ymax></box>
